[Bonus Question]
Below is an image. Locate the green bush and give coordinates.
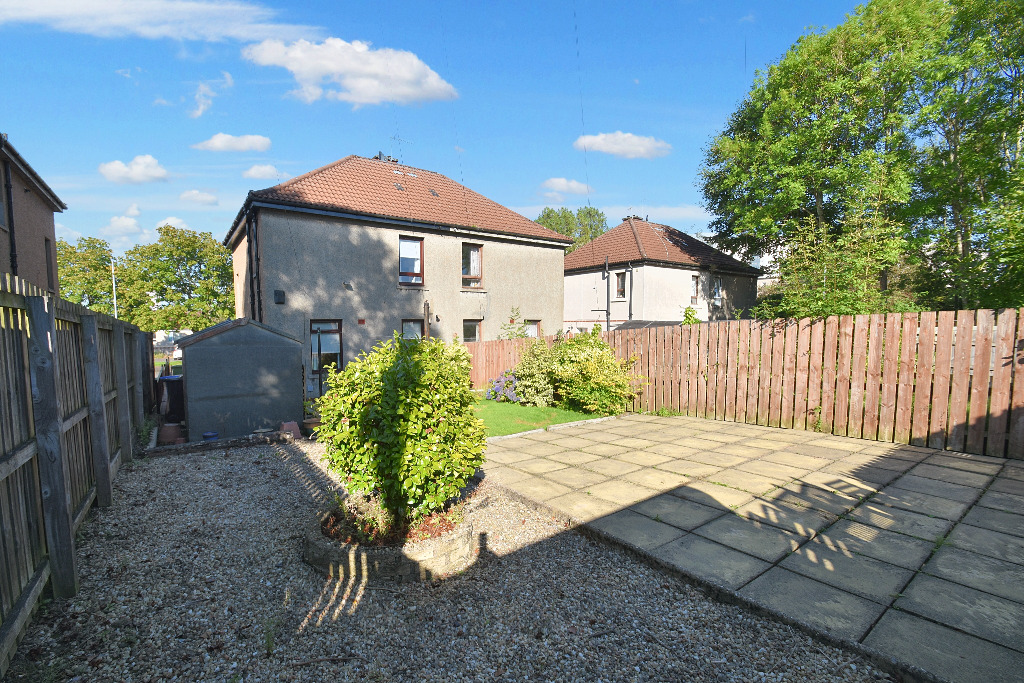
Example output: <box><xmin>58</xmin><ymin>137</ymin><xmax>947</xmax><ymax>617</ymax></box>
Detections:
<box><xmin>512</xmin><ymin>340</ymin><xmax>555</xmax><ymax>407</ymax></box>
<box><xmin>549</xmin><ymin>329</ymin><xmax>637</xmax><ymax>415</ymax></box>
<box><xmin>316</xmin><ymin>334</ymin><xmax>486</xmax><ymax>524</ymax></box>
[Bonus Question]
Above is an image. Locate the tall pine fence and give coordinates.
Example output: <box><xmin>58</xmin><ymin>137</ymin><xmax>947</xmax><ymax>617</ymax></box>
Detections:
<box><xmin>0</xmin><ymin>273</ymin><xmax>154</xmax><ymax>675</ymax></box>
<box><xmin>465</xmin><ymin>309</ymin><xmax>1024</xmax><ymax>459</ymax></box>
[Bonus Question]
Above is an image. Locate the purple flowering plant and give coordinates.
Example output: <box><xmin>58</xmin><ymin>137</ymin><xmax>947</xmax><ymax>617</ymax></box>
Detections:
<box><xmin>485</xmin><ymin>370</ymin><xmax>520</xmax><ymax>403</ymax></box>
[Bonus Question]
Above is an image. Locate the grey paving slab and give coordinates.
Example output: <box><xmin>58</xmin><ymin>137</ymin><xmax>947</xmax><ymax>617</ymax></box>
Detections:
<box><xmin>990</xmin><ymin>477</ymin><xmax>1024</xmax><ymax>497</ymax></box>
<box><xmin>1003</xmin><ymin>465</ymin><xmax>1024</xmax><ymax>481</ymax></box>
<box><xmin>485</xmin><ymin>448</ymin><xmax>535</xmax><ymax>464</ymax></box>
<box><xmin>978</xmin><ymin>489</ymin><xmax>1024</xmax><ymax>515</ymax></box>
<box><xmin>504</xmin><ymin>475</ymin><xmax>572</xmax><ymax>502</ymax></box>
<box><xmin>671</xmin><ymin>480</ymin><xmax>754</xmax><ymax>510</ymax></box>
<box><xmin>694</xmin><ymin>515</ymin><xmax>803</xmax><ymax>562</ymax></box>
<box><xmin>822</xmin><ymin>462</ymin><xmax>902</xmax><ymax>487</ymax></box>
<box><xmin>546</xmin><ymin>490</ymin><xmax>622</xmax><ymax>522</ymax></box>
<box><xmin>517</xmin><ymin>441</ymin><xmax>571</xmax><ymax>457</ymax></box>
<box><xmin>737</xmin><ymin>459</ymin><xmax>809</xmax><ymax>480</ymax></box>
<box><xmin>482</xmin><ymin>465</ymin><xmax>533</xmax><ymax>486</ymax></box>
<box><xmin>845</xmin><ymin>502</ymin><xmax>954</xmax><ymax>542</ymax></box>
<box><xmin>909</xmin><ymin>463</ymin><xmax>994</xmax><ymax>488</ymax></box>
<box><xmin>960</xmin><ymin>505</ymin><xmax>1024</xmax><ymax>539</ymax></box>
<box><xmin>925</xmin><ymin>453</ymin><xmax>1005</xmax><ymax>474</ymax></box>
<box><xmin>698</xmin><ymin>431</ymin><xmax>748</xmax><ymax>444</ymax></box>
<box><xmin>806</xmin><ymin>437</ymin><xmax>868</xmax><ymax>452</ymax></box>
<box><xmin>896</xmin><ymin>574</ymin><xmax>1024</xmax><ymax>652</ymax></box>
<box><xmin>767</xmin><ymin>482</ymin><xmax>862</xmax><ymax>516</ymax></box>
<box><xmin>646</xmin><ymin>442</ymin><xmax>698</xmax><ymax>457</ymax></box>
<box><xmin>713</xmin><ymin>443</ymin><xmax>773</xmax><ymax>459</ymax></box>
<box><xmin>631</xmin><ymin>494</ymin><xmax>726</xmax><ymax>531</ymax></box>
<box><xmin>739</xmin><ymin>437</ymin><xmax>792</xmax><ymax>451</ymax></box>
<box><xmin>609</xmin><ymin>436</ymin><xmax>659</xmax><ymax>449</ymax></box>
<box><xmin>837</xmin><ymin>452</ymin><xmax>918</xmax><ymax>473</ymax></box>
<box><xmin>651</xmin><ymin>534</ymin><xmax>771</xmax><ymax>590</ymax></box>
<box><xmin>707</xmin><ymin>468</ymin><xmax>786</xmax><ymax>496</ymax></box>
<box><xmin>864</xmin><ymin>610</ymin><xmax>1024</xmax><ymax>683</ymax></box>
<box><xmin>739</xmin><ymin>567</ymin><xmax>884</xmax><ymax>641</ymax></box>
<box><xmin>548</xmin><ymin>436</ymin><xmax>600</xmax><ymax>450</ymax></box>
<box><xmin>685</xmin><ymin>451</ymin><xmax>749</xmax><ymax>468</ymax></box>
<box><xmin>780</xmin><ymin>538</ymin><xmax>913</xmax><ymax>603</ymax></box>
<box><xmin>814</xmin><ymin>520</ymin><xmax>935</xmax><ymax>570</ymax></box>
<box><xmin>614</xmin><ymin>451</ymin><xmax>674</xmax><ymax>467</ymax></box>
<box><xmin>734</xmin><ymin>498</ymin><xmax>837</xmax><ymax>539</ymax></box>
<box><xmin>887</xmin><ymin>474</ymin><xmax>983</xmax><ymax>503</ymax></box>
<box><xmin>656</xmin><ymin>459</ymin><xmax>722</xmax><ymax>478</ymax></box>
<box><xmin>947</xmin><ymin>523</ymin><xmax>1024</xmax><ymax>565</ymax></box>
<box><xmin>513</xmin><ymin>458</ymin><xmax>569</xmax><ymax>475</ymax></box>
<box><xmin>580</xmin><ymin>442</ymin><xmax>634</xmax><ymax>457</ymax></box>
<box><xmin>619</xmin><ymin>468</ymin><xmax>690</xmax><ymax>491</ymax></box>
<box><xmin>585</xmin><ymin>479</ymin><xmax>660</xmax><ymax>506</ymax></box>
<box><xmin>798</xmin><ymin>470</ymin><xmax>878</xmax><ymax>500</ymax></box>
<box><xmin>924</xmin><ymin>545</ymin><xmax>1024</xmax><ymax>604</ymax></box>
<box><xmin>785</xmin><ymin>443</ymin><xmax>853</xmax><ymax>460</ymax></box>
<box><xmin>547</xmin><ymin>451</ymin><xmax>602</xmax><ymax>466</ymax></box>
<box><xmin>541</xmin><ymin>467</ymin><xmax>608</xmax><ymax>489</ymax></box>
<box><xmin>763</xmin><ymin>451</ymin><xmax>831</xmax><ymax>470</ymax></box>
<box><xmin>589</xmin><ymin>509</ymin><xmax>686</xmax><ymax>551</ymax></box>
<box><xmin>873</xmin><ymin>486</ymin><xmax>972</xmax><ymax>521</ymax></box>
<box><xmin>582</xmin><ymin>457</ymin><xmax>642</xmax><ymax>477</ymax></box>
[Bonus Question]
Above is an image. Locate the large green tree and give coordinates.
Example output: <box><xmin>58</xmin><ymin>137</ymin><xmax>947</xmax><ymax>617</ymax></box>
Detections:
<box><xmin>117</xmin><ymin>225</ymin><xmax>233</xmax><ymax>331</ymax></box>
<box><xmin>536</xmin><ymin>206</ymin><xmax>608</xmax><ymax>252</ymax></box>
<box><xmin>57</xmin><ymin>236</ymin><xmax>116</xmax><ymax>315</ymax></box>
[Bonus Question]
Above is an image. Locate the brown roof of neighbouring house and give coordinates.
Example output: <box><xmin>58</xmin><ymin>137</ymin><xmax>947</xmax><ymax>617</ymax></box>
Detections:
<box><xmin>564</xmin><ymin>217</ymin><xmax>760</xmax><ymax>276</ymax></box>
<box><xmin>226</xmin><ymin>155</ymin><xmax>571</xmax><ymax>246</ymax></box>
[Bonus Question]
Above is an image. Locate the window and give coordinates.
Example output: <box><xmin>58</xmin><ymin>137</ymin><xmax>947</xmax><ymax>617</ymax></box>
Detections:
<box><xmin>615</xmin><ymin>272</ymin><xmax>626</xmax><ymax>299</ymax></box>
<box><xmin>690</xmin><ymin>275</ymin><xmax>699</xmax><ymax>305</ymax></box>
<box><xmin>712</xmin><ymin>277</ymin><xmax>723</xmax><ymax>305</ymax></box>
<box><xmin>310</xmin><ymin>320</ymin><xmax>342</xmax><ymax>395</ymax></box>
<box><xmin>399</xmin><ymin>237</ymin><xmax>423</xmax><ymax>284</ymax></box>
<box><xmin>401</xmin><ymin>319</ymin><xmax>424</xmax><ymax>339</ymax></box>
<box><xmin>462</xmin><ymin>243</ymin><xmax>482</xmax><ymax>288</ymax></box>
<box><xmin>525</xmin><ymin>320</ymin><xmax>540</xmax><ymax>338</ymax></box>
<box><xmin>462</xmin><ymin>319</ymin><xmax>481</xmax><ymax>342</ymax></box>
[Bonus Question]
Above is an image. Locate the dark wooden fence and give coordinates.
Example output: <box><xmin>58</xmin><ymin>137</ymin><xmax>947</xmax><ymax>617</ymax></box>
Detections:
<box><xmin>0</xmin><ymin>274</ymin><xmax>153</xmax><ymax>675</ymax></box>
<box><xmin>465</xmin><ymin>309</ymin><xmax>1024</xmax><ymax>459</ymax></box>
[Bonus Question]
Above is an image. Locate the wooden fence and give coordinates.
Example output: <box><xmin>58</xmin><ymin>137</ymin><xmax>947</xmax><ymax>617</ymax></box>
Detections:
<box><xmin>0</xmin><ymin>273</ymin><xmax>153</xmax><ymax>676</ymax></box>
<box><xmin>465</xmin><ymin>309</ymin><xmax>1024</xmax><ymax>459</ymax></box>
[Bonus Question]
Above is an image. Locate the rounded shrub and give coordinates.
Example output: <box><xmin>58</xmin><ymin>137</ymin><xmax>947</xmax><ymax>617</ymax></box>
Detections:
<box><xmin>511</xmin><ymin>340</ymin><xmax>555</xmax><ymax>407</ymax></box>
<box><xmin>316</xmin><ymin>334</ymin><xmax>486</xmax><ymax>524</ymax></box>
<box><xmin>550</xmin><ymin>329</ymin><xmax>637</xmax><ymax>415</ymax></box>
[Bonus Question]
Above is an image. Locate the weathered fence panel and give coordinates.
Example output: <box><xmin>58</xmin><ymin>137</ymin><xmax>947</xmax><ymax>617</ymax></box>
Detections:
<box><xmin>0</xmin><ymin>274</ymin><xmax>149</xmax><ymax>676</ymax></box>
<box><xmin>464</xmin><ymin>307</ymin><xmax>1024</xmax><ymax>459</ymax></box>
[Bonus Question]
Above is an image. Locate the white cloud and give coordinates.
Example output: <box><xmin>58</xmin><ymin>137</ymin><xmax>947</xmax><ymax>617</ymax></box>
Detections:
<box><xmin>152</xmin><ymin>96</ymin><xmax>171</xmax><ymax>106</ymax></box>
<box><xmin>125</xmin><ymin>203</ymin><xmax>140</xmax><ymax>216</ymax></box>
<box><xmin>102</xmin><ymin>214</ymin><xmax>141</xmax><ymax>236</ymax></box>
<box><xmin>541</xmin><ymin>178</ymin><xmax>591</xmax><ymax>195</ymax></box>
<box><xmin>599</xmin><ymin>204</ymin><xmax>712</xmax><ymax>224</ymax></box>
<box><xmin>189</xmin><ymin>71</ymin><xmax>233</xmax><ymax>118</ymax></box>
<box><xmin>98</xmin><ymin>155</ymin><xmax>168</xmax><ymax>183</ymax></box>
<box><xmin>192</xmin><ymin>133</ymin><xmax>271</xmax><ymax>152</ymax></box>
<box><xmin>180</xmin><ymin>189</ymin><xmax>218</xmax><ymax>205</ymax></box>
<box><xmin>573</xmin><ymin>131</ymin><xmax>672</xmax><ymax>159</ymax></box>
<box><xmin>242</xmin><ymin>37</ymin><xmax>457</xmax><ymax>107</ymax></box>
<box><xmin>156</xmin><ymin>216</ymin><xmax>190</xmax><ymax>231</ymax></box>
<box><xmin>0</xmin><ymin>1</ymin><xmax>318</xmax><ymax>42</ymax></box>
<box><xmin>55</xmin><ymin>222</ymin><xmax>82</xmax><ymax>241</ymax></box>
<box><xmin>739</xmin><ymin>13</ymin><xmax>755</xmax><ymax>23</ymax></box>
<box><xmin>242</xmin><ymin>164</ymin><xmax>286</xmax><ymax>179</ymax></box>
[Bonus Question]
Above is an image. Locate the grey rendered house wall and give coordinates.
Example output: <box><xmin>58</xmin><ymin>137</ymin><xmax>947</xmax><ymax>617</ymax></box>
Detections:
<box><xmin>253</xmin><ymin>208</ymin><xmax>564</xmax><ymax>385</ymax></box>
<box><xmin>182</xmin><ymin>323</ymin><xmax>303</xmax><ymax>441</ymax></box>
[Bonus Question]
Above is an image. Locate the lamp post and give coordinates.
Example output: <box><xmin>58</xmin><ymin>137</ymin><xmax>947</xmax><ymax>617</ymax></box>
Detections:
<box><xmin>110</xmin><ymin>251</ymin><xmax>119</xmax><ymax>319</ymax></box>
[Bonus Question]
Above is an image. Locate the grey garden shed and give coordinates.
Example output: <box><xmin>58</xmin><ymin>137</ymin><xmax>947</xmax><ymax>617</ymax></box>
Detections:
<box><xmin>177</xmin><ymin>318</ymin><xmax>303</xmax><ymax>441</ymax></box>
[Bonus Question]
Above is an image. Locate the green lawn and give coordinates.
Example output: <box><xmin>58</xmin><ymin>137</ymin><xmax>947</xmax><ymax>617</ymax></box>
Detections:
<box><xmin>474</xmin><ymin>399</ymin><xmax>594</xmax><ymax>437</ymax></box>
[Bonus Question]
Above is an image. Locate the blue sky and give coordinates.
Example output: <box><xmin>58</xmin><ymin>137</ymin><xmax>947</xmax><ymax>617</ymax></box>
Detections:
<box><xmin>1</xmin><ymin>0</ymin><xmax>860</xmax><ymax>253</ymax></box>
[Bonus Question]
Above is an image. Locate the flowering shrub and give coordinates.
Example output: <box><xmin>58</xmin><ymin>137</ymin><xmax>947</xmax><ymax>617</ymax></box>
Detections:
<box><xmin>550</xmin><ymin>330</ymin><xmax>637</xmax><ymax>415</ymax></box>
<box><xmin>485</xmin><ymin>370</ymin><xmax>519</xmax><ymax>402</ymax></box>
<box><xmin>512</xmin><ymin>340</ymin><xmax>555</xmax><ymax>407</ymax></box>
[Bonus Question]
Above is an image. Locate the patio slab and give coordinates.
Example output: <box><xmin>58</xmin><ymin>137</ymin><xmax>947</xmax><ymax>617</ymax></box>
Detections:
<box><xmin>483</xmin><ymin>413</ymin><xmax>1023</xmax><ymax>683</ymax></box>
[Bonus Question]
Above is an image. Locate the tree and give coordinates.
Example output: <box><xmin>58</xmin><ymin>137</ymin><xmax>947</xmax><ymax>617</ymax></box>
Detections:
<box><xmin>56</xmin><ymin>236</ymin><xmax>116</xmax><ymax>315</ymax></box>
<box><xmin>536</xmin><ymin>206</ymin><xmax>608</xmax><ymax>252</ymax></box>
<box><xmin>117</xmin><ymin>224</ymin><xmax>233</xmax><ymax>331</ymax></box>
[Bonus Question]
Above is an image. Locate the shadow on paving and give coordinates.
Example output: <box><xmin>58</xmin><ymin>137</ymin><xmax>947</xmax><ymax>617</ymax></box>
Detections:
<box><xmin>483</xmin><ymin>413</ymin><xmax>1024</xmax><ymax>683</ymax></box>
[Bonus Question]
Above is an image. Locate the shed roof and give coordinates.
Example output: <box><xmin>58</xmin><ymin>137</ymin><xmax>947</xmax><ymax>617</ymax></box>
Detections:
<box><xmin>176</xmin><ymin>318</ymin><xmax>301</xmax><ymax>349</ymax></box>
<box><xmin>564</xmin><ymin>217</ymin><xmax>760</xmax><ymax>276</ymax></box>
<box><xmin>226</xmin><ymin>155</ymin><xmax>571</xmax><ymax>247</ymax></box>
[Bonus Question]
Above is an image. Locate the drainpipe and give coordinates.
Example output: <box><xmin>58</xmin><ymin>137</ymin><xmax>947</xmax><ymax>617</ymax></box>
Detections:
<box><xmin>1</xmin><ymin>138</ymin><xmax>17</xmax><ymax>276</ymax></box>
<box><xmin>626</xmin><ymin>262</ymin><xmax>634</xmax><ymax>321</ymax></box>
<box><xmin>604</xmin><ymin>257</ymin><xmax>610</xmax><ymax>331</ymax></box>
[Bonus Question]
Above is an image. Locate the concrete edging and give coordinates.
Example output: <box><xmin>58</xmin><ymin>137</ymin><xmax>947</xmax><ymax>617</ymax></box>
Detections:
<box><xmin>142</xmin><ymin>431</ymin><xmax>295</xmax><ymax>458</ymax></box>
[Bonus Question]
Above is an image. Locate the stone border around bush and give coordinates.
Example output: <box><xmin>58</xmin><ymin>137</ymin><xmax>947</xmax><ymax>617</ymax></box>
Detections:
<box><xmin>302</xmin><ymin>516</ymin><xmax>479</xmax><ymax>584</ymax></box>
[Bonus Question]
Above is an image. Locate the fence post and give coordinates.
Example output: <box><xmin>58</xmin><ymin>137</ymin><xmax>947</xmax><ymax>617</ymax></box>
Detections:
<box><xmin>112</xmin><ymin>323</ymin><xmax>133</xmax><ymax>463</ymax></box>
<box><xmin>133</xmin><ymin>330</ymin><xmax>145</xmax><ymax>431</ymax></box>
<box><xmin>81</xmin><ymin>315</ymin><xmax>113</xmax><ymax>507</ymax></box>
<box><xmin>25</xmin><ymin>295</ymin><xmax>79</xmax><ymax>598</ymax></box>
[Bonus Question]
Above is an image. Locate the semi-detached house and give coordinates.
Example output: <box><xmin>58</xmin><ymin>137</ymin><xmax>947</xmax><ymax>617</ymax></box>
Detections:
<box><xmin>224</xmin><ymin>153</ymin><xmax>571</xmax><ymax>397</ymax></box>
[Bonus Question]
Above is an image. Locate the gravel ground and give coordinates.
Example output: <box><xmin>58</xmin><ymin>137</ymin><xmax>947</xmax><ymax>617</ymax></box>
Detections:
<box><xmin>5</xmin><ymin>441</ymin><xmax>893</xmax><ymax>683</ymax></box>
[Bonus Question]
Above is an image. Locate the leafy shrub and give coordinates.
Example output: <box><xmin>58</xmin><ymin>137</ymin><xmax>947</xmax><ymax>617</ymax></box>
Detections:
<box><xmin>549</xmin><ymin>329</ymin><xmax>637</xmax><ymax>415</ymax></box>
<box><xmin>682</xmin><ymin>306</ymin><xmax>701</xmax><ymax>325</ymax></box>
<box><xmin>511</xmin><ymin>340</ymin><xmax>555</xmax><ymax>407</ymax></box>
<box><xmin>316</xmin><ymin>334</ymin><xmax>486</xmax><ymax>524</ymax></box>
<box><xmin>485</xmin><ymin>370</ymin><xmax>519</xmax><ymax>402</ymax></box>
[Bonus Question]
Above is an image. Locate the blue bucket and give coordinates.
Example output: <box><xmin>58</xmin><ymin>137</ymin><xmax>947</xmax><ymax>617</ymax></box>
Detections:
<box><xmin>202</xmin><ymin>431</ymin><xmax>218</xmax><ymax>442</ymax></box>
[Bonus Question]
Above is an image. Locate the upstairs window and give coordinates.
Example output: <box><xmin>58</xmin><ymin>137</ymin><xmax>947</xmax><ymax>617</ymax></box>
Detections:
<box><xmin>691</xmin><ymin>275</ymin><xmax>699</xmax><ymax>305</ymax></box>
<box><xmin>399</xmin><ymin>237</ymin><xmax>423</xmax><ymax>284</ymax></box>
<box><xmin>615</xmin><ymin>272</ymin><xmax>626</xmax><ymax>299</ymax></box>
<box><xmin>462</xmin><ymin>243</ymin><xmax>482</xmax><ymax>288</ymax></box>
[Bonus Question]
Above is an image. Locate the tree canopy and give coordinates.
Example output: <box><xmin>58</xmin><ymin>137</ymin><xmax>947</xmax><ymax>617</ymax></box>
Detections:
<box><xmin>699</xmin><ymin>0</ymin><xmax>1024</xmax><ymax>315</ymax></box>
<box><xmin>536</xmin><ymin>206</ymin><xmax>608</xmax><ymax>252</ymax></box>
<box><xmin>57</xmin><ymin>225</ymin><xmax>233</xmax><ymax>331</ymax></box>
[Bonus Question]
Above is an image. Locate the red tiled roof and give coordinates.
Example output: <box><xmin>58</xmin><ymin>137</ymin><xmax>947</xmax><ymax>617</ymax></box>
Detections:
<box><xmin>564</xmin><ymin>217</ymin><xmax>760</xmax><ymax>275</ymax></box>
<box><xmin>230</xmin><ymin>155</ymin><xmax>571</xmax><ymax>244</ymax></box>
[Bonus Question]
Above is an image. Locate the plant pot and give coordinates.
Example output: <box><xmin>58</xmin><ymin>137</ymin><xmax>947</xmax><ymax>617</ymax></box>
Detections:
<box><xmin>301</xmin><ymin>417</ymin><xmax>321</xmax><ymax>437</ymax></box>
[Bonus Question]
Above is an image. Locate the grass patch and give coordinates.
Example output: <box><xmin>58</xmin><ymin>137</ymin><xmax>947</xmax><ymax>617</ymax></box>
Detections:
<box><xmin>474</xmin><ymin>399</ymin><xmax>594</xmax><ymax>437</ymax></box>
